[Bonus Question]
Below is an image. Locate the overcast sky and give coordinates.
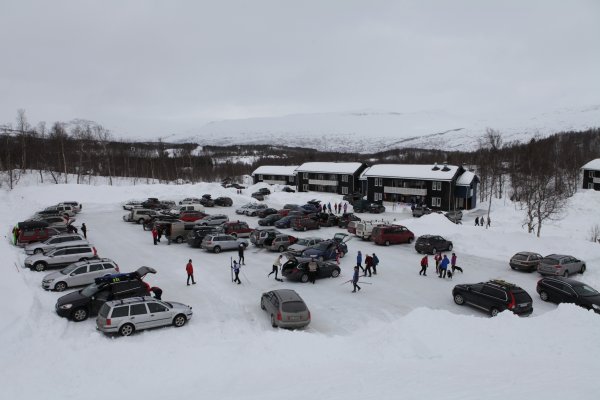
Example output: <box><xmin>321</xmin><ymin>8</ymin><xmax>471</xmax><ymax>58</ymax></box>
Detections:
<box><xmin>1</xmin><ymin>0</ymin><xmax>599</xmax><ymax>139</ymax></box>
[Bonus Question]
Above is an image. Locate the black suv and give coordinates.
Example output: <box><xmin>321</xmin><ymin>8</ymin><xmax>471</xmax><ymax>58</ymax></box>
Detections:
<box><xmin>258</xmin><ymin>188</ymin><xmax>271</xmax><ymax>195</ymax></box>
<box><xmin>214</xmin><ymin>197</ymin><xmax>233</xmax><ymax>207</ymax></box>
<box><xmin>55</xmin><ymin>267</ymin><xmax>156</xmax><ymax>321</ymax></box>
<box><xmin>353</xmin><ymin>200</ymin><xmax>385</xmax><ymax>213</ymax></box>
<box><xmin>452</xmin><ymin>280</ymin><xmax>533</xmax><ymax>317</ymax></box>
<box><xmin>415</xmin><ymin>235</ymin><xmax>453</xmax><ymax>254</ymax></box>
<box><xmin>337</xmin><ymin>213</ymin><xmax>361</xmax><ymax>228</ymax></box>
<box><xmin>200</xmin><ymin>194</ymin><xmax>215</xmax><ymax>207</ymax></box>
<box><xmin>187</xmin><ymin>226</ymin><xmax>221</xmax><ymax>247</ymax></box>
<box><xmin>536</xmin><ymin>276</ymin><xmax>600</xmax><ymax>313</ymax></box>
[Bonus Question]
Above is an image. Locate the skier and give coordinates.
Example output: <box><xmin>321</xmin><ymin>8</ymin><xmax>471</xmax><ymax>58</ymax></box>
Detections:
<box><xmin>363</xmin><ymin>254</ymin><xmax>373</xmax><ymax>277</ymax></box>
<box><xmin>419</xmin><ymin>255</ymin><xmax>428</xmax><ymax>276</ymax></box>
<box><xmin>152</xmin><ymin>227</ymin><xmax>158</xmax><ymax>245</ymax></box>
<box><xmin>439</xmin><ymin>255</ymin><xmax>450</xmax><ymax>278</ymax></box>
<box><xmin>356</xmin><ymin>250</ymin><xmax>363</xmax><ymax>272</ymax></box>
<box><xmin>238</xmin><ymin>243</ymin><xmax>245</xmax><ymax>265</ymax></box>
<box><xmin>434</xmin><ymin>252</ymin><xmax>442</xmax><ymax>275</ymax></box>
<box><xmin>352</xmin><ymin>266</ymin><xmax>361</xmax><ymax>293</ymax></box>
<box><xmin>268</xmin><ymin>254</ymin><xmax>283</xmax><ymax>281</ymax></box>
<box><xmin>232</xmin><ymin>260</ymin><xmax>241</xmax><ymax>284</ymax></box>
<box><xmin>372</xmin><ymin>253</ymin><xmax>379</xmax><ymax>275</ymax></box>
<box><xmin>308</xmin><ymin>256</ymin><xmax>318</xmax><ymax>284</ymax></box>
<box><xmin>451</xmin><ymin>253</ymin><xmax>463</xmax><ymax>274</ymax></box>
<box><xmin>474</xmin><ymin>216</ymin><xmax>479</xmax><ymax>226</ymax></box>
<box><xmin>81</xmin><ymin>223</ymin><xmax>87</xmax><ymax>239</ymax></box>
<box><xmin>186</xmin><ymin>259</ymin><xmax>196</xmax><ymax>285</ymax></box>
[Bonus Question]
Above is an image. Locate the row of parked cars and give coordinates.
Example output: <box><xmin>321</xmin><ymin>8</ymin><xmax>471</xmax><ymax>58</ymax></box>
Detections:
<box><xmin>13</xmin><ymin>202</ymin><xmax>83</xmax><ymax>246</ymax></box>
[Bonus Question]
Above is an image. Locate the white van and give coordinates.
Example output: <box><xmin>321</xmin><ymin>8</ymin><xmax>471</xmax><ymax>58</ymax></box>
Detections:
<box><xmin>355</xmin><ymin>220</ymin><xmax>391</xmax><ymax>241</ymax></box>
<box><xmin>174</xmin><ymin>204</ymin><xmax>205</xmax><ymax>214</ymax></box>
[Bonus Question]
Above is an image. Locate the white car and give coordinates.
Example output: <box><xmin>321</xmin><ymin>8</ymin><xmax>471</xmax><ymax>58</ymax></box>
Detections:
<box><xmin>24</xmin><ymin>234</ymin><xmax>88</xmax><ymax>255</ymax></box>
<box><xmin>42</xmin><ymin>258</ymin><xmax>119</xmax><ymax>292</ymax></box>
<box><xmin>235</xmin><ymin>203</ymin><xmax>254</xmax><ymax>215</ymax></box>
<box><xmin>179</xmin><ymin>197</ymin><xmax>202</xmax><ymax>205</ymax></box>
<box><xmin>123</xmin><ymin>200</ymin><xmax>144</xmax><ymax>210</ymax></box>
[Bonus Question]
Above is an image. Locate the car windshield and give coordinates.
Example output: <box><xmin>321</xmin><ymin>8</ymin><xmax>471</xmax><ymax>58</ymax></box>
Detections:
<box><xmin>573</xmin><ymin>284</ymin><xmax>600</xmax><ymax>297</ymax></box>
<box><xmin>81</xmin><ymin>283</ymin><xmax>101</xmax><ymax>297</ymax></box>
<box><xmin>61</xmin><ymin>264</ymin><xmax>80</xmax><ymax>275</ymax></box>
<box><xmin>282</xmin><ymin>301</ymin><xmax>307</xmax><ymax>313</ymax></box>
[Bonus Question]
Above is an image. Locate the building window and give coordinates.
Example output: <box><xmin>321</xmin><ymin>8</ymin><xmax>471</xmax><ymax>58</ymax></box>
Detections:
<box><xmin>374</xmin><ymin>178</ymin><xmax>382</xmax><ymax>187</ymax></box>
<box><xmin>589</xmin><ymin>171</ymin><xmax>593</xmax><ymax>177</ymax></box>
<box><xmin>590</xmin><ymin>183</ymin><xmax>594</xmax><ymax>189</ymax></box>
<box><xmin>342</xmin><ymin>175</ymin><xmax>348</xmax><ymax>182</ymax></box>
<box><xmin>431</xmin><ymin>197</ymin><xmax>441</xmax><ymax>207</ymax></box>
<box><xmin>302</xmin><ymin>184</ymin><xmax>308</xmax><ymax>191</ymax></box>
<box><xmin>375</xmin><ymin>193</ymin><xmax>383</xmax><ymax>201</ymax></box>
<box><xmin>330</xmin><ymin>174</ymin><xmax>336</xmax><ymax>180</ymax></box>
<box><xmin>258</xmin><ymin>174</ymin><xmax>263</xmax><ymax>180</ymax></box>
<box><xmin>341</xmin><ymin>187</ymin><xmax>348</xmax><ymax>195</ymax></box>
<box><xmin>432</xmin><ymin>181</ymin><xmax>441</xmax><ymax>191</ymax></box>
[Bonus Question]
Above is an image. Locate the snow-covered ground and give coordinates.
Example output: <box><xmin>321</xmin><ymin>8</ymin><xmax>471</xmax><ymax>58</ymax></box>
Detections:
<box><xmin>1</xmin><ymin>180</ymin><xmax>600</xmax><ymax>400</ymax></box>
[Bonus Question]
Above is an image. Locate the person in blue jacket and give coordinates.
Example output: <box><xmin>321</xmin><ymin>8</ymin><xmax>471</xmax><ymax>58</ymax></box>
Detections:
<box><xmin>352</xmin><ymin>266</ymin><xmax>361</xmax><ymax>293</ymax></box>
<box><xmin>356</xmin><ymin>251</ymin><xmax>363</xmax><ymax>272</ymax></box>
<box><xmin>439</xmin><ymin>254</ymin><xmax>450</xmax><ymax>278</ymax></box>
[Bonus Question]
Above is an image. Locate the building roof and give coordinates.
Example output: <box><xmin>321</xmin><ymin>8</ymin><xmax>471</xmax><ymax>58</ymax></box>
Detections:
<box><xmin>252</xmin><ymin>165</ymin><xmax>298</xmax><ymax>176</ymax></box>
<box><xmin>296</xmin><ymin>162</ymin><xmax>365</xmax><ymax>174</ymax></box>
<box><xmin>361</xmin><ymin>164</ymin><xmax>460</xmax><ymax>181</ymax></box>
<box><xmin>456</xmin><ymin>170</ymin><xmax>477</xmax><ymax>186</ymax></box>
<box><xmin>581</xmin><ymin>159</ymin><xmax>600</xmax><ymax>171</ymax></box>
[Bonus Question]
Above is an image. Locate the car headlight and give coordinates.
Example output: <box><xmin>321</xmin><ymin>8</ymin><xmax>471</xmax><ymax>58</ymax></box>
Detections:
<box><xmin>592</xmin><ymin>304</ymin><xmax>600</xmax><ymax>311</ymax></box>
<box><xmin>59</xmin><ymin>304</ymin><xmax>73</xmax><ymax>310</ymax></box>
<box><xmin>45</xmin><ymin>279</ymin><xmax>55</xmax><ymax>283</ymax></box>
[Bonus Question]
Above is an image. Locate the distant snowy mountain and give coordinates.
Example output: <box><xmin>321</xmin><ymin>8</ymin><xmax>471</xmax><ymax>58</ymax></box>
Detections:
<box><xmin>170</xmin><ymin>105</ymin><xmax>600</xmax><ymax>153</ymax></box>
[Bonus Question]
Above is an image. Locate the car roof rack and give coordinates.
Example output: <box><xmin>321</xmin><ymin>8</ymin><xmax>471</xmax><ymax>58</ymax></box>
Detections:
<box><xmin>487</xmin><ymin>279</ymin><xmax>517</xmax><ymax>289</ymax></box>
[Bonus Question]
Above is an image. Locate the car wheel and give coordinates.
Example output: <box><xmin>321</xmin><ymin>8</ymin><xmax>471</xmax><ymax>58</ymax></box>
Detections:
<box><xmin>54</xmin><ymin>281</ymin><xmax>67</xmax><ymax>292</ymax></box>
<box><xmin>301</xmin><ymin>274</ymin><xmax>309</xmax><ymax>283</ymax></box>
<box><xmin>138</xmin><ymin>218</ymin><xmax>144</xmax><ymax>224</ymax></box>
<box><xmin>34</xmin><ymin>248</ymin><xmax>43</xmax><ymax>254</ymax></box>
<box><xmin>176</xmin><ymin>236</ymin><xmax>184</xmax><ymax>244</ymax></box>
<box><xmin>278</xmin><ymin>245</ymin><xmax>285</xmax><ymax>252</ymax></box>
<box><xmin>539</xmin><ymin>291</ymin><xmax>549</xmax><ymax>302</ymax></box>
<box><xmin>408</xmin><ymin>237</ymin><xmax>413</xmax><ymax>244</ymax></box>
<box><xmin>563</xmin><ymin>270</ymin><xmax>569</xmax><ymax>277</ymax></box>
<box><xmin>72</xmin><ymin>307</ymin><xmax>88</xmax><ymax>322</ymax></box>
<box><xmin>453</xmin><ymin>294</ymin><xmax>465</xmax><ymax>305</ymax></box>
<box><xmin>447</xmin><ymin>244</ymin><xmax>453</xmax><ymax>251</ymax></box>
<box><xmin>431</xmin><ymin>248</ymin><xmax>437</xmax><ymax>255</ymax></box>
<box><xmin>271</xmin><ymin>314</ymin><xmax>277</xmax><ymax>328</ymax></box>
<box><xmin>385</xmin><ymin>240</ymin><xmax>390</xmax><ymax>246</ymax></box>
<box><xmin>261</xmin><ymin>299</ymin><xmax>266</xmax><ymax>310</ymax></box>
<box><xmin>173</xmin><ymin>314</ymin><xmax>187</xmax><ymax>327</ymax></box>
<box><xmin>331</xmin><ymin>269</ymin><xmax>340</xmax><ymax>278</ymax></box>
<box><xmin>490</xmin><ymin>307</ymin><xmax>500</xmax><ymax>317</ymax></box>
<box><xmin>213</xmin><ymin>246</ymin><xmax>221</xmax><ymax>254</ymax></box>
<box><xmin>34</xmin><ymin>262</ymin><xmax>46</xmax><ymax>272</ymax></box>
<box><xmin>580</xmin><ymin>265</ymin><xmax>586</xmax><ymax>274</ymax></box>
<box><xmin>510</xmin><ymin>266</ymin><xmax>516</xmax><ymax>270</ymax></box>
<box><xmin>119</xmin><ymin>323</ymin><xmax>135</xmax><ymax>336</ymax></box>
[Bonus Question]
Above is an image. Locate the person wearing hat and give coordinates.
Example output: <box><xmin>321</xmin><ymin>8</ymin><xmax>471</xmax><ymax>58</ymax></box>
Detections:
<box><xmin>308</xmin><ymin>256</ymin><xmax>318</xmax><ymax>284</ymax></box>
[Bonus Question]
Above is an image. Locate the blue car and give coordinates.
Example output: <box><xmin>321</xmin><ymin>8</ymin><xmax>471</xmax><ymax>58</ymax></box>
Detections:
<box><xmin>302</xmin><ymin>240</ymin><xmax>348</xmax><ymax>261</ymax></box>
<box><xmin>275</xmin><ymin>216</ymin><xmax>295</xmax><ymax>229</ymax></box>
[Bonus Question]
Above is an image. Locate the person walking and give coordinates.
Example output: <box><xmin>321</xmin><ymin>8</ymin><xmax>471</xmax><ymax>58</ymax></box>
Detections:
<box><xmin>356</xmin><ymin>250</ymin><xmax>363</xmax><ymax>272</ymax></box>
<box><xmin>238</xmin><ymin>243</ymin><xmax>245</xmax><ymax>265</ymax></box>
<box><xmin>308</xmin><ymin>256</ymin><xmax>318</xmax><ymax>284</ymax></box>
<box><xmin>156</xmin><ymin>226</ymin><xmax>162</xmax><ymax>243</ymax></box>
<box><xmin>186</xmin><ymin>259</ymin><xmax>196</xmax><ymax>285</ymax></box>
<box><xmin>152</xmin><ymin>227</ymin><xmax>158</xmax><ymax>245</ymax></box>
<box><xmin>451</xmin><ymin>253</ymin><xmax>463</xmax><ymax>274</ymax></box>
<box><xmin>232</xmin><ymin>260</ymin><xmax>241</xmax><ymax>284</ymax></box>
<box><xmin>268</xmin><ymin>254</ymin><xmax>283</xmax><ymax>282</ymax></box>
<box><xmin>363</xmin><ymin>254</ymin><xmax>373</xmax><ymax>277</ymax></box>
<box><xmin>439</xmin><ymin>255</ymin><xmax>450</xmax><ymax>278</ymax></box>
<box><xmin>343</xmin><ymin>202</ymin><xmax>348</xmax><ymax>214</ymax></box>
<box><xmin>372</xmin><ymin>253</ymin><xmax>379</xmax><ymax>275</ymax></box>
<box><xmin>327</xmin><ymin>202</ymin><xmax>332</xmax><ymax>213</ymax></box>
<box><xmin>419</xmin><ymin>255</ymin><xmax>428</xmax><ymax>276</ymax></box>
<box><xmin>486</xmin><ymin>216</ymin><xmax>491</xmax><ymax>228</ymax></box>
<box><xmin>81</xmin><ymin>223</ymin><xmax>87</xmax><ymax>239</ymax></box>
<box><xmin>474</xmin><ymin>217</ymin><xmax>479</xmax><ymax>226</ymax></box>
<box><xmin>352</xmin><ymin>266</ymin><xmax>361</xmax><ymax>293</ymax></box>
<box><xmin>434</xmin><ymin>252</ymin><xmax>442</xmax><ymax>275</ymax></box>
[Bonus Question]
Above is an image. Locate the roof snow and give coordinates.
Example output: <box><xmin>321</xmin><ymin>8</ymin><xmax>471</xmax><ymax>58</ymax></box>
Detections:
<box><xmin>457</xmin><ymin>170</ymin><xmax>476</xmax><ymax>186</ymax></box>
<box><xmin>252</xmin><ymin>165</ymin><xmax>298</xmax><ymax>176</ymax></box>
<box><xmin>296</xmin><ymin>162</ymin><xmax>364</xmax><ymax>174</ymax></box>
<box><xmin>361</xmin><ymin>164</ymin><xmax>460</xmax><ymax>181</ymax></box>
<box><xmin>581</xmin><ymin>159</ymin><xmax>600</xmax><ymax>171</ymax></box>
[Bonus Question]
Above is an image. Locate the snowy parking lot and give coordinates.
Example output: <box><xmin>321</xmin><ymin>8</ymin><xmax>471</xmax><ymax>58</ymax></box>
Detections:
<box><xmin>2</xmin><ymin>181</ymin><xmax>600</xmax><ymax>400</ymax></box>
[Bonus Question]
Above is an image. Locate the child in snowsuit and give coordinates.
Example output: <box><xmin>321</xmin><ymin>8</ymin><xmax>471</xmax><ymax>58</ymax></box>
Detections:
<box><xmin>352</xmin><ymin>266</ymin><xmax>361</xmax><ymax>293</ymax></box>
<box><xmin>419</xmin><ymin>255</ymin><xmax>428</xmax><ymax>276</ymax></box>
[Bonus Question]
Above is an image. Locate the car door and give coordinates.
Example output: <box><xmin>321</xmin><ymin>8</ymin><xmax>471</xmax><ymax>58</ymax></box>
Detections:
<box><xmin>146</xmin><ymin>301</ymin><xmax>173</xmax><ymax>328</ymax></box>
<box><xmin>316</xmin><ymin>261</ymin><xmax>330</xmax><ymax>278</ymax></box>
<box><xmin>462</xmin><ymin>283</ymin><xmax>483</xmax><ymax>305</ymax></box>
<box><xmin>49</xmin><ymin>248</ymin><xmax>70</xmax><ymax>266</ymax></box>
<box><xmin>480</xmin><ymin>285</ymin><xmax>506</xmax><ymax>311</ymax></box>
<box><xmin>88</xmin><ymin>262</ymin><xmax>107</xmax><ymax>281</ymax></box>
<box><xmin>128</xmin><ymin>303</ymin><xmax>152</xmax><ymax>330</ymax></box>
<box><xmin>67</xmin><ymin>265</ymin><xmax>90</xmax><ymax>286</ymax></box>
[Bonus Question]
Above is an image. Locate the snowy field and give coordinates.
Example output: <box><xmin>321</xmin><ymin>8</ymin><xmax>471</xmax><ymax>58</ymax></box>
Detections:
<box><xmin>1</xmin><ymin>179</ymin><xmax>600</xmax><ymax>400</ymax></box>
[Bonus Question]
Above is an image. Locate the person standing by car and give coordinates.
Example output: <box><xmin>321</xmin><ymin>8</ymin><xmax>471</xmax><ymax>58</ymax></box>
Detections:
<box><xmin>357</xmin><ymin>250</ymin><xmax>363</xmax><ymax>272</ymax></box>
<box><xmin>363</xmin><ymin>254</ymin><xmax>373</xmax><ymax>277</ymax></box>
<box><xmin>308</xmin><ymin>256</ymin><xmax>318</xmax><ymax>284</ymax></box>
<box><xmin>186</xmin><ymin>259</ymin><xmax>196</xmax><ymax>285</ymax></box>
<box><xmin>238</xmin><ymin>243</ymin><xmax>245</xmax><ymax>265</ymax></box>
<box><xmin>352</xmin><ymin>266</ymin><xmax>361</xmax><ymax>293</ymax></box>
<box><xmin>372</xmin><ymin>253</ymin><xmax>379</xmax><ymax>275</ymax></box>
<box><xmin>152</xmin><ymin>227</ymin><xmax>158</xmax><ymax>245</ymax></box>
<box><xmin>232</xmin><ymin>260</ymin><xmax>241</xmax><ymax>284</ymax></box>
<box><xmin>439</xmin><ymin>255</ymin><xmax>450</xmax><ymax>278</ymax></box>
<box><xmin>451</xmin><ymin>253</ymin><xmax>463</xmax><ymax>274</ymax></box>
<box><xmin>419</xmin><ymin>255</ymin><xmax>428</xmax><ymax>276</ymax></box>
<box><xmin>81</xmin><ymin>223</ymin><xmax>87</xmax><ymax>239</ymax></box>
<box><xmin>434</xmin><ymin>252</ymin><xmax>442</xmax><ymax>274</ymax></box>
<box><xmin>268</xmin><ymin>254</ymin><xmax>283</xmax><ymax>282</ymax></box>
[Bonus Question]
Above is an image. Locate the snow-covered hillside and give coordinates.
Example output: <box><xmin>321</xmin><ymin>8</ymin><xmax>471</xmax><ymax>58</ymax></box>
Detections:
<box><xmin>1</xmin><ymin>180</ymin><xmax>600</xmax><ymax>399</ymax></box>
<box><xmin>168</xmin><ymin>105</ymin><xmax>600</xmax><ymax>153</ymax></box>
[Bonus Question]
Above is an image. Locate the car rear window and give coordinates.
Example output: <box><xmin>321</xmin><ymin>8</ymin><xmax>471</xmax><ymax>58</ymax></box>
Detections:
<box><xmin>512</xmin><ymin>254</ymin><xmax>527</xmax><ymax>262</ymax></box>
<box><xmin>542</xmin><ymin>257</ymin><xmax>560</xmax><ymax>264</ymax></box>
<box><xmin>282</xmin><ymin>301</ymin><xmax>307</xmax><ymax>313</ymax></box>
<box><xmin>98</xmin><ymin>303</ymin><xmax>111</xmax><ymax>318</ymax></box>
<box><xmin>512</xmin><ymin>291</ymin><xmax>532</xmax><ymax>303</ymax></box>
<box><xmin>573</xmin><ymin>285</ymin><xmax>600</xmax><ymax>297</ymax></box>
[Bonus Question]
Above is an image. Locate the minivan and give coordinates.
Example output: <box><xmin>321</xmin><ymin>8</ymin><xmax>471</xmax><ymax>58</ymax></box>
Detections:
<box><xmin>371</xmin><ymin>225</ymin><xmax>414</xmax><ymax>246</ymax></box>
<box><xmin>355</xmin><ymin>221</ymin><xmax>389</xmax><ymax>240</ymax></box>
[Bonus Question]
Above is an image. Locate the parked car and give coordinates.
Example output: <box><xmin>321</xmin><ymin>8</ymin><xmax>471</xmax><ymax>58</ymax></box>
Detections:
<box><xmin>160</xmin><ymin>200</ymin><xmax>176</xmax><ymax>209</ymax></box>
<box><xmin>509</xmin><ymin>252</ymin><xmax>543</xmax><ymax>272</ymax></box>
<box><xmin>122</xmin><ymin>208</ymin><xmax>157</xmax><ymax>224</ymax></box>
<box><xmin>221</xmin><ymin>221</ymin><xmax>253</xmax><ymax>238</ymax></box>
<box><xmin>281</xmin><ymin>257</ymin><xmax>341</xmax><ymax>282</ymax></box>
<box><xmin>172</xmin><ymin>204</ymin><xmax>206</xmax><ymax>214</ymax></box>
<box><xmin>200</xmin><ymin>196</ymin><xmax>215</xmax><ymax>207</ymax></box>
<box><xmin>179</xmin><ymin>197</ymin><xmax>202</xmax><ymax>205</ymax></box>
<box><xmin>58</xmin><ymin>201</ymin><xmax>82</xmax><ymax>213</ymax></box>
<box><xmin>179</xmin><ymin>211</ymin><xmax>208</xmax><ymax>222</ymax></box>
<box><xmin>55</xmin><ymin>267</ymin><xmax>156</xmax><ymax>322</ymax></box>
<box><xmin>196</xmin><ymin>214</ymin><xmax>229</xmax><ymax>226</ymax></box>
<box><xmin>97</xmin><ymin>296</ymin><xmax>193</xmax><ymax>336</ymax></box>
<box><xmin>274</xmin><ymin>215</ymin><xmax>296</xmax><ymax>229</ymax></box>
<box><xmin>245</xmin><ymin>204</ymin><xmax>269</xmax><ymax>216</ymax></box>
<box><xmin>355</xmin><ymin>221</ymin><xmax>388</xmax><ymax>240</ymax></box>
<box><xmin>452</xmin><ymin>279</ymin><xmax>534</xmax><ymax>317</ymax></box>
<box><xmin>536</xmin><ymin>276</ymin><xmax>600</xmax><ymax>314</ymax></box>
<box><xmin>123</xmin><ymin>200</ymin><xmax>144</xmax><ymax>210</ymax></box>
<box><xmin>18</xmin><ymin>220</ymin><xmax>49</xmax><ymax>231</ymax></box>
<box><xmin>302</xmin><ymin>239</ymin><xmax>348</xmax><ymax>260</ymax></box>
<box><xmin>17</xmin><ymin>227</ymin><xmax>62</xmax><ymax>247</ymax></box>
<box><xmin>343</xmin><ymin>192</ymin><xmax>363</xmax><ymax>202</ymax></box>
<box><xmin>286</xmin><ymin>237</ymin><xmax>324</xmax><ymax>257</ymax></box>
<box><xmin>281</xmin><ymin>186</ymin><xmax>295</xmax><ymax>193</ymax></box>
<box><xmin>258</xmin><ymin>188</ymin><xmax>271</xmax><ymax>195</ymax></box>
<box><xmin>337</xmin><ymin>213</ymin><xmax>361</xmax><ymax>228</ymax></box>
<box><xmin>214</xmin><ymin>197</ymin><xmax>233</xmax><ymax>207</ymax></box>
<box><xmin>251</xmin><ymin>192</ymin><xmax>265</xmax><ymax>201</ymax></box>
<box><xmin>42</xmin><ymin>258</ymin><xmax>119</xmax><ymax>292</ymax></box>
<box><xmin>353</xmin><ymin>200</ymin><xmax>385</xmax><ymax>213</ymax></box>
<box><xmin>25</xmin><ymin>244</ymin><xmax>97</xmax><ymax>272</ymax></box>
<box><xmin>346</xmin><ymin>220</ymin><xmax>359</xmax><ymax>235</ymax></box>
<box><xmin>201</xmin><ymin>234</ymin><xmax>248</xmax><ymax>253</ymax></box>
<box><xmin>142</xmin><ymin>214</ymin><xmax>180</xmax><ymax>231</ymax></box>
<box><xmin>414</xmin><ymin>235</ymin><xmax>453</xmax><ymax>254</ymax></box>
<box><xmin>371</xmin><ymin>225</ymin><xmax>414</xmax><ymax>246</ymax></box>
<box><xmin>317</xmin><ymin>213</ymin><xmax>339</xmax><ymax>227</ymax></box>
<box><xmin>34</xmin><ymin>209</ymin><xmax>63</xmax><ymax>218</ymax></box>
<box><xmin>260</xmin><ymin>289</ymin><xmax>310</xmax><ymax>329</ymax></box>
<box><xmin>187</xmin><ymin>226</ymin><xmax>222</xmax><ymax>247</ymax></box>
<box><xmin>36</xmin><ymin>215</ymin><xmax>73</xmax><ymax>227</ymax></box>
<box><xmin>258</xmin><ymin>213</ymin><xmax>283</xmax><ymax>226</ymax></box>
<box><xmin>292</xmin><ymin>217</ymin><xmax>320</xmax><ymax>231</ymax></box>
<box><xmin>163</xmin><ymin>221</ymin><xmax>197</xmax><ymax>244</ymax></box>
<box><xmin>412</xmin><ymin>206</ymin><xmax>433</xmax><ymax>217</ymax></box>
<box><xmin>445</xmin><ymin>210</ymin><xmax>463</xmax><ymax>224</ymax></box>
<box><xmin>235</xmin><ymin>203</ymin><xmax>254</xmax><ymax>214</ymax></box>
<box><xmin>278</xmin><ymin>204</ymin><xmax>300</xmax><ymax>216</ymax></box>
<box><xmin>300</xmin><ymin>204</ymin><xmax>319</xmax><ymax>213</ymax></box>
<box><xmin>43</xmin><ymin>204</ymin><xmax>76</xmax><ymax>217</ymax></box>
<box><xmin>250</xmin><ymin>228</ymin><xmax>280</xmax><ymax>246</ymax></box>
<box><xmin>265</xmin><ymin>234</ymin><xmax>297</xmax><ymax>252</ymax></box>
<box><xmin>25</xmin><ymin>233</ymin><xmax>88</xmax><ymax>255</ymax></box>
<box><xmin>257</xmin><ymin>208</ymin><xmax>278</xmax><ymax>218</ymax></box>
<box><xmin>538</xmin><ymin>254</ymin><xmax>586</xmax><ymax>277</ymax></box>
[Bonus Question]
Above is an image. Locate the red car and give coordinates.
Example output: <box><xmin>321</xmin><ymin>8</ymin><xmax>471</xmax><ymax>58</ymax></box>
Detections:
<box><xmin>221</xmin><ymin>221</ymin><xmax>254</xmax><ymax>238</ymax></box>
<box><xmin>17</xmin><ymin>227</ymin><xmax>62</xmax><ymax>246</ymax></box>
<box><xmin>179</xmin><ymin>211</ymin><xmax>208</xmax><ymax>222</ymax></box>
<box><xmin>371</xmin><ymin>225</ymin><xmax>414</xmax><ymax>246</ymax></box>
<box><xmin>292</xmin><ymin>217</ymin><xmax>320</xmax><ymax>231</ymax></box>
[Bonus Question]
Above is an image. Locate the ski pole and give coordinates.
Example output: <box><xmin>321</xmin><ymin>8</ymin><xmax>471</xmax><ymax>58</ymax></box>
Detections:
<box><xmin>230</xmin><ymin>257</ymin><xmax>233</xmax><ymax>282</ymax></box>
<box><xmin>340</xmin><ymin>280</ymin><xmax>352</xmax><ymax>285</ymax></box>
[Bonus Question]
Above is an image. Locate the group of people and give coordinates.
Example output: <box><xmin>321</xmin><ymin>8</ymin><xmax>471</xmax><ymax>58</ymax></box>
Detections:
<box><xmin>351</xmin><ymin>250</ymin><xmax>380</xmax><ymax>292</ymax></box>
<box><xmin>474</xmin><ymin>216</ymin><xmax>491</xmax><ymax>227</ymax></box>
<box><xmin>317</xmin><ymin>201</ymin><xmax>348</xmax><ymax>214</ymax></box>
<box><xmin>420</xmin><ymin>252</ymin><xmax>463</xmax><ymax>278</ymax></box>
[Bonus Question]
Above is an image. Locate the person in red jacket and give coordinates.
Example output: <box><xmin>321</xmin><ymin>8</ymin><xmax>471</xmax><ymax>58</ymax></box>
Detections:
<box><xmin>419</xmin><ymin>255</ymin><xmax>428</xmax><ymax>276</ymax></box>
<box><xmin>152</xmin><ymin>227</ymin><xmax>158</xmax><ymax>245</ymax></box>
<box><xmin>186</xmin><ymin>259</ymin><xmax>196</xmax><ymax>285</ymax></box>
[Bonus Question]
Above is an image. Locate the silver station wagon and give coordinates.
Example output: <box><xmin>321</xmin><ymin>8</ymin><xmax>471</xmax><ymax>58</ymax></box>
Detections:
<box><xmin>260</xmin><ymin>289</ymin><xmax>311</xmax><ymax>329</ymax></box>
<box><xmin>96</xmin><ymin>296</ymin><xmax>193</xmax><ymax>336</ymax></box>
<box><xmin>538</xmin><ymin>254</ymin><xmax>586</xmax><ymax>277</ymax></box>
